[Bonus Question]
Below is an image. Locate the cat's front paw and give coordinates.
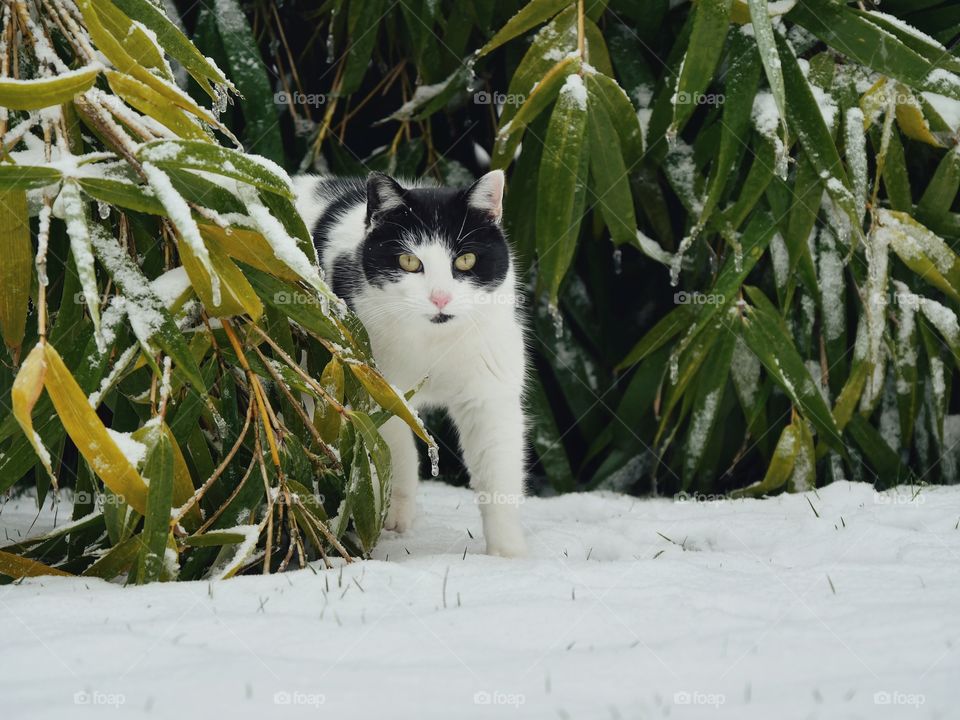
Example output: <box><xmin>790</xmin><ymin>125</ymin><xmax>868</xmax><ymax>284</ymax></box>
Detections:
<box><xmin>383</xmin><ymin>497</ymin><xmax>415</xmax><ymax>534</ymax></box>
<box><xmin>485</xmin><ymin>534</ymin><xmax>527</xmax><ymax>558</ymax></box>
<box><xmin>484</xmin><ymin>520</ymin><xmax>527</xmax><ymax>558</ymax></box>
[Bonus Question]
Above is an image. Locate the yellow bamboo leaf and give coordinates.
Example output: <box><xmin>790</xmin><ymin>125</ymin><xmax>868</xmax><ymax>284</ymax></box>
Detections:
<box><xmin>95</xmin><ymin>0</ymin><xmax>167</xmax><ymax>74</ymax></box>
<box><xmin>0</xmin><ymin>189</ymin><xmax>31</xmax><ymax>353</ymax></box>
<box><xmin>199</xmin><ymin>223</ymin><xmax>301</xmax><ymax>282</ymax></box>
<box><xmin>75</xmin><ymin>0</ymin><xmax>232</xmax><ymax>139</ymax></box>
<box><xmin>106</xmin><ymin>71</ymin><xmax>209</xmax><ymax>141</ymax></box>
<box><xmin>0</xmin><ymin>64</ymin><xmax>101</xmax><ymax>110</ymax></box>
<box><xmin>895</xmin><ymin>94</ymin><xmax>944</xmax><ymax>147</ymax></box>
<box><xmin>42</xmin><ymin>343</ymin><xmax>149</xmax><ymax>514</ymax></box>
<box><xmin>347</xmin><ymin>362</ymin><xmax>433</xmax><ymax>445</ymax></box>
<box><xmin>0</xmin><ymin>550</ymin><xmax>72</xmax><ymax>578</ymax></box>
<box><xmin>11</xmin><ymin>343</ymin><xmax>56</xmax><ymax>483</ymax></box>
<box><xmin>179</xmin><ymin>229</ymin><xmax>263</xmax><ymax>319</ymax></box>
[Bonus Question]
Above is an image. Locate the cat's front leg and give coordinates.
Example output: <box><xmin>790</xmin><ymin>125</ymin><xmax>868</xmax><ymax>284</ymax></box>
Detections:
<box><xmin>380</xmin><ymin>416</ymin><xmax>418</xmax><ymax>533</ymax></box>
<box><xmin>449</xmin><ymin>395</ymin><xmax>527</xmax><ymax>557</ymax></box>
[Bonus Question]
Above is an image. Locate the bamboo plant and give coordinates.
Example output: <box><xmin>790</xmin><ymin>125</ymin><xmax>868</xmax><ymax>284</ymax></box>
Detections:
<box><xmin>0</xmin><ymin>0</ymin><xmax>437</xmax><ymax>582</ymax></box>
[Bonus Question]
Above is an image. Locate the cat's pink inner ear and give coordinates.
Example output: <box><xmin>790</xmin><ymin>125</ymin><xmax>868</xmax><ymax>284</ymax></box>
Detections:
<box><xmin>467</xmin><ymin>170</ymin><xmax>505</xmax><ymax>222</ymax></box>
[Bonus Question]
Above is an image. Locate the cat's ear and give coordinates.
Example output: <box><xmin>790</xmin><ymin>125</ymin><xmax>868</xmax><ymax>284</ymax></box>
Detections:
<box><xmin>366</xmin><ymin>172</ymin><xmax>405</xmax><ymax>222</ymax></box>
<box><xmin>466</xmin><ymin>170</ymin><xmax>505</xmax><ymax>223</ymax></box>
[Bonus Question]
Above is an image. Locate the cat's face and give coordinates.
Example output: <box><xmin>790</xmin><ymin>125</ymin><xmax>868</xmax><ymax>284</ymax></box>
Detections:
<box><xmin>360</xmin><ymin>171</ymin><xmax>512</xmax><ymax>326</ymax></box>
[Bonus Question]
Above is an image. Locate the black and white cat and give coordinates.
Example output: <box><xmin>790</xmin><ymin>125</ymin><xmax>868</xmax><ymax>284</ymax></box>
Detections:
<box><xmin>294</xmin><ymin>170</ymin><xmax>528</xmax><ymax>557</ymax></box>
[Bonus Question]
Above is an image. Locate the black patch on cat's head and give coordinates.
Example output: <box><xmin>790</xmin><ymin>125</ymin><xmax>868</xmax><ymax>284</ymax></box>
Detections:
<box><xmin>361</xmin><ymin>172</ymin><xmax>510</xmax><ymax>290</ymax></box>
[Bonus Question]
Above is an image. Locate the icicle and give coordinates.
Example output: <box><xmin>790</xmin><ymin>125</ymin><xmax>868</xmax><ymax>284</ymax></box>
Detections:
<box><xmin>548</xmin><ymin>303</ymin><xmax>563</xmax><ymax>339</ymax></box>
<box><xmin>428</xmin><ymin>443</ymin><xmax>440</xmax><ymax>478</ymax></box>
<box><xmin>213</xmin><ymin>83</ymin><xmax>230</xmax><ymax>118</ymax></box>
<box><xmin>669</xmin><ymin>346</ymin><xmax>680</xmax><ymax>384</ymax></box>
<box><xmin>97</xmin><ymin>200</ymin><xmax>110</xmax><ymax>220</ymax></box>
<box><xmin>612</xmin><ymin>247</ymin><xmax>622</xmax><ymax>275</ymax></box>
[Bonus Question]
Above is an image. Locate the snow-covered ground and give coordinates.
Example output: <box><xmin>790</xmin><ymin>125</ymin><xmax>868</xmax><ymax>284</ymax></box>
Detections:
<box><xmin>2</xmin><ymin>481</ymin><xmax>959</xmax><ymax>719</ymax></box>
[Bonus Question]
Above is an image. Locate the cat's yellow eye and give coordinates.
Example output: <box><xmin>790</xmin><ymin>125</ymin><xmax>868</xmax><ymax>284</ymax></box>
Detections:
<box><xmin>455</xmin><ymin>252</ymin><xmax>477</xmax><ymax>271</ymax></box>
<box><xmin>398</xmin><ymin>253</ymin><xmax>422</xmax><ymax>272</ymax></box>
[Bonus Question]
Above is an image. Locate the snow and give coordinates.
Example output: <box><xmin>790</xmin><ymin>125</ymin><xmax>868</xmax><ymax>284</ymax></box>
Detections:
<box><xmin>925</xmin><ymin>68</ymin><xmax>960</xmax><ymax>95</ymax></box>
<box><xmin>236</xmin><ymin>183</ymin><xmax>324</xmax><ymax>293</ymax></box>
<box><xmin>923</xmin><ymin>92</ymin><xmax>960</xmax><ymax>132</ymax></box>
<box><xmin>560</xmin><ymin>73</ymin><xmax>587</xmax><ymax>110</ymax></box>
<box><xmin>105</xmin><ymin>429</ymin><xmax>147</xmax><ymax>468</ymax></box>
<box><xmin>149</xmin><ymin>266</ymin><xmax>192</xmax><ymax>309</ymax></box>
<box><xmin>142</xmin><ymin>161</ymin><xmax>221</xmax><ymax>305</ymax></box>
<box><xmin>2</xmin><ymin>480</ymin><xmax>959</xmax><ymax>718</ymax></box>
<box><xmin>866</xmin><ymin>11</ymin><xmax>945</xmax><ymax>49</ymax></box>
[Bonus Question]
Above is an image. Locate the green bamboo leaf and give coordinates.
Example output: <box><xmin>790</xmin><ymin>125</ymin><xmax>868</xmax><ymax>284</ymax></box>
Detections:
<box><xmin>747</xmin><ymin>0</ymin><xmax>788</xmax><ymax>147</ymax></box>
<box><xmin>669</xmin><ymin>0</ymin><xmax>733</xmax><ymax>137</ymax></box>
<box><xmin>699</xmin><ymin>28</ymin><xmax>760</xmax><ymax>227</ymax></box>
<box><xmin>788</xmin><ymin>0</ymin><xmax>960</xmax><ymax>101</ymax></box>
<box><xmin>77</xmin><ymin>177</ymin><xmax>167</xmax><ymax>216</ymax></box>
<box><xmin>527</xmin><ymin>374</ymin><xmax>576</xmax><ymax>491</ymax></box>
<box><xmin>0</xmin><ymin>165</ymin><xmax>62</xmax><ymax>191</ymax></box>
<box><xmin>682</xmin><ymin>324</ymin><xmax>735</xmax><ymax>485</ymax></box>
<box><xmin>776</xmin><ymin>33</ymin><xmax>858</xmax><ymax>226</ymax></box>
<box><xmin>859</xmin><ymin>9</ymin><xmax>960</xmax><ymax>76</ymax></box>
<box><xmin>477</xmin><ymin>0</ymin><xmax>568</xmax><ymax>57</ymax></box>
<box><xmin>0</xmin><ymin>64</ymin><xmax>101</xmax><ymax>110</ymax></box>
<box><xmin>341</xmin><ymin>0</ymin><xmax>385</xmax><ymax>95</ymax></box>
<box><xmin>138</xmin><ymin>140</ymin><xmax>293</xmax><ymax>198</ymax></box>
<box><xmin>136</xmin><ymin>431</ymin><xmax>174</xmax><ymax>584</ymax></box>
<box><xmin>586</xmin><ymin>84</ymin><xmax>637</xmax><ymax>247</ymax></box>
<box><xmin>183</xmin><ymin>530</ymin><xmax>250</xmax><ymax>547</ymax></box>
<box><xmin>211</xmin><ymin>0</ymin><xmax>284</xmax><ymax>163</ymax></box>
<box><xmin>347</xmin><ymin>428</ymin><xmax>380</xmax><ymax>553</ymax></box>
<box><xmin>385</xmin><ymin>64</ymin><xmax>473</xmax><ymax>122</ymax></box>
<box><xmin>739</xmin><ymin>288</ymin><xmax>843</xmax><ymax>453</ymax></box>
<box><xmin>83</xmin><ymin>535</ymin><xmax>140</xmax><ymax>579</ymax></box>
<box><xmin>846</xmin><ymin>414</ymin><xmax>908</xmax><ymax>488</ymax></box>
<box><xmin>917</xmin><ymin>146</ymin><xmax>960</xmax><ymax>223</ymax></box>
<box><xmin>0</xmin><ymin>189</ymin><xmax>31</xmax><ymax>354</ymax></box>
<box><xmin>492</xmin><ymin>55</ymin><xmax>578</xmax><ymax>169</ymax></box>
<box><xmin>730</xmin><ymin>423</ymin><xmax>798</xmax><ymax>498</ymax></box>
<box><xmin>536</xmin><ymin>74</ymin><xmax>589</xmax><ymax>307</ymax></box>
<box><xmin>500</xmin><ymin>6</ymin><xmax>579</xmax><ymax>129</ymax></box>
<box><xmin>585</xmin><ymin>72</ymin><xmax>644</xmax><ymax>170</ymax></box>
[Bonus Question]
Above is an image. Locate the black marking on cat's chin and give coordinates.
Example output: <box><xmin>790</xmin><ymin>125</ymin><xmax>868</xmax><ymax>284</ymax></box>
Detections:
<box><xmin>362</xmin><ymin>181</ymin><xmax>510</xmax><ymax>290</ymax></box>
<box><xmin>430</xmin><ymin>313</ymin><xmax>454</xmax><ymax>324</ymax></box>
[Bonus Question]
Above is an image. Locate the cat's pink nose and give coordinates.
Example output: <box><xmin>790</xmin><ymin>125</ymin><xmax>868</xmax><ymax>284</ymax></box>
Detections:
<box><xmin>430</xmin><ymin>290</ymin><xmax>451</xmax><ymax>310</ymax></box>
